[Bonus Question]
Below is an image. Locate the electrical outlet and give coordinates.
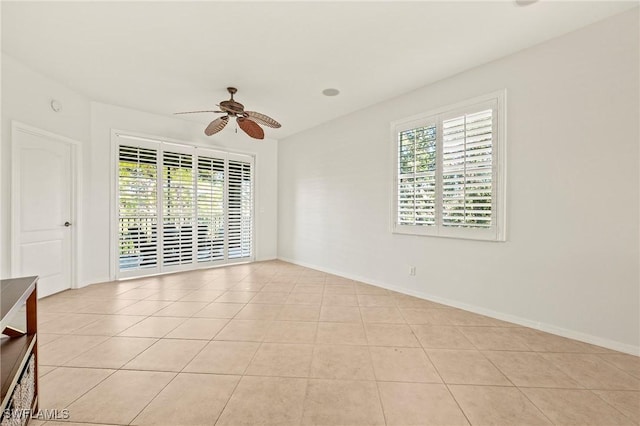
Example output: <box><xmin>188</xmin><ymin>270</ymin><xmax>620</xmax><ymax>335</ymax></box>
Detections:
<box><xmin>409</xmin><ymin>266</ymin><xmax>416</xmax><ymax>276</ymax></box>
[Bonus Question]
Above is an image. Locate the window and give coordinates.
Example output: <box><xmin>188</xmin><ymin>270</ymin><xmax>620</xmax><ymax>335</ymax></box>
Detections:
<box><xmin>115</xmin><ymin>134</ymin><xmax>254</xmax><ymax>278</ymax></box>
<box><xmin>393</xmin><ymin>91</ymin><xmax>506</xmax><ymax>241</ymax></box>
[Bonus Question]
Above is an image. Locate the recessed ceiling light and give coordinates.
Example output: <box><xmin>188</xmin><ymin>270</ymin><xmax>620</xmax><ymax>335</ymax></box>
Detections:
<box><xmin>322</xmin><ymin>88</ymin><xmax>340</xmax><ymax>97</ymax></box>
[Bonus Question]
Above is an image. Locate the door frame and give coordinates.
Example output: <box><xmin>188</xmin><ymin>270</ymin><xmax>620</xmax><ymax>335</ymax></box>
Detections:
<box><xmin>11</xmin><ymin>121</ymin><xmax>83</xmax><ymax>290</ymax></box>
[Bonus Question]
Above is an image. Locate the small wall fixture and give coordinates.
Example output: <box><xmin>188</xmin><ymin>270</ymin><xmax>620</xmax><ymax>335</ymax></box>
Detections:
<box><xmin>50</xmin><ymin>99</ymin><xmax>62</xmax><ymax>112</ymax></box>
<box><xmin>322</xmin><ymin>88</ymin><xmax>340</xmax><ymax>97</ymax></box>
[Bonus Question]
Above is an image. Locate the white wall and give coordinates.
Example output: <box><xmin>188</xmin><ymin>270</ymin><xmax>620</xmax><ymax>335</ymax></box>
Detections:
<box><xmin>1</xmin><ymin>53</ymin><xmax>91</xmax><ymax>279</ymax></box>
<box><xmin>86</xmin><ymin>102</ymin><xmax>278</xmax><ymax>284</ymax></box>
<box><xmin>278</xmin><ymin>10</ymin><xmax>640</xmax><ymax>354</ymax></box>
<box><xmin>1</xmin><ymin>54</ymin><xmax>278</xmax><ymax>285</ymax></box>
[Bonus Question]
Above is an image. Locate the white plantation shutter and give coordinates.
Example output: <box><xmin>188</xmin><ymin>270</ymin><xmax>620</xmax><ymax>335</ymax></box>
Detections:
<box><xmin>197</xmin><ymin>154</ymin><xmax>225</xmax><ymax>263</ymax></box>
<box><xmin>442</xmin><ymin>109</ymin><xmax>493</xmax><ymax>228</ymax></box>
<box><xmin>228</xmin><ymin>159</ymin><xmax>253</xmax><ymax>259</ymax></box>
<box><xmin>162</xmin><ymin>151</ymin><xmax>195</xmax><ymax>266</ymax></box>
<box><xmin>397</xmin><ymin>124</ymin><xmax>437</xmax><ymax>226</ymax></box>
<box><xmin>115</xmin><ymin>134</ymin><xmax>255</xmax><ymax>278</ymax></box>
<box><xmin>392</xmin><ymin>91</ymin><xmax>505</xmax><ymax>241</ymax></box>
<box><xmin>118</xmin><ymin>145</ymin><xmax>159</xmax><ymax>271</ymax></box>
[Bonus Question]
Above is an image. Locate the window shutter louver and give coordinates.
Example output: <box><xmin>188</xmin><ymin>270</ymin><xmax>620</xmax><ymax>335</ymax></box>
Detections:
<box><xmin>197</xmin><ymin>155</ymin><xmax>225</xmax><ymax>262</ymax></box>
<box><xmin>227</xmin><ymin>160</ymin><xmax>253</xmax><ymax>259</ymax></box>
<box><xmin>442</xmin><ymin>109</ymin><xmax>493</xmax><ymax>228</ymax></box>
<box><xmin>397</xmin><ymin>125</ymin><xmax>437</xmax><ymax>226</ymax></box>
<box><xmin>162</xmin><ymin>151</ymin><xmax>195</xmax><ymax>266</ymax></box>
<box><xmin>118</xmin><ymin>145</ymin><xmax>159</xmax><ymax>271</ymax></box>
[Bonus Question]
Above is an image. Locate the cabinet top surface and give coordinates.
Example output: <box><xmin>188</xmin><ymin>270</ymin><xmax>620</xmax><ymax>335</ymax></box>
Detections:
<box><xmin>1</xmin><ymin>277</ymin><xmax>38</xmax><ymax>323</ymax></box>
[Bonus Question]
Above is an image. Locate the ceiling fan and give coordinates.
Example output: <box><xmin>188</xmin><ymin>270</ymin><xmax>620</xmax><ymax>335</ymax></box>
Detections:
<box><xmin>174</xmin><ymin>87</ymin><xmax>281</xmax><ymax>140</ymax></box>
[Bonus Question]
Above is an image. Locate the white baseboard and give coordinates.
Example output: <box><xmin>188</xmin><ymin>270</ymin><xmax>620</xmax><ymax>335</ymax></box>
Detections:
<box><xmin>278</xmin><ymin>256</ymin><xmax>640</xmax><ymax>356</ymax></box>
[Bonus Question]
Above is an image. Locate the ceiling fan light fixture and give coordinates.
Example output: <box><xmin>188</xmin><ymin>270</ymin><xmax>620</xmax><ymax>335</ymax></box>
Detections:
<box><xmin>322</xmin><ymin>88</ymin><xmax>340</xmax><ymax>97</ymax></box>
<box><xmin>174</xmin><ymin>87</ymin><xmax>281</xmax><ymax>140</ymax></box>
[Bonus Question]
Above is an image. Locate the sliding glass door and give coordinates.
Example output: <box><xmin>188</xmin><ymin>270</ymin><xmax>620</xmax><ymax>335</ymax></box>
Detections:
<box><xmin>115</xmin><ymin>134</ymin><xmax>254</xmax><ymax>278</ymax></box>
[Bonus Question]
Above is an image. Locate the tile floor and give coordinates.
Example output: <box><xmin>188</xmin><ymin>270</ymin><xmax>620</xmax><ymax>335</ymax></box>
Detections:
<box><xmin>31</xmin><ymin>260</ymin><xmax>639</xmax><ymax>425</ymax></box>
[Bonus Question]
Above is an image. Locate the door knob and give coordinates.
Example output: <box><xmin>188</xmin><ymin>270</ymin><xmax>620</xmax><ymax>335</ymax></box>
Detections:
<box><xmin>64</xmin><ymin>222</ymin><xmax>71</xmax><ymax>227</ymax></box>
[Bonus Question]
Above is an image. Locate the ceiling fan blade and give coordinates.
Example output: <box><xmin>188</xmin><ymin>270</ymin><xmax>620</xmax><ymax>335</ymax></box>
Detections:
<box><xmin>237</xmin><ymin>117</ymin><xmax>264</xmax><ymax>140</ymax></box>
<box><xmin>174</xmin><ymin>110</ymin><xmax>223</xmax><ymax>115</ymax></box>
<box><xmin>205</xmin><ymin>116</ymin><xmax>229</xmax><ymax>136</ymax></box>
<box><xmin>244</xmin><ymin>111</ymin><xmax>281</xmax><ymax>128</ymax></box>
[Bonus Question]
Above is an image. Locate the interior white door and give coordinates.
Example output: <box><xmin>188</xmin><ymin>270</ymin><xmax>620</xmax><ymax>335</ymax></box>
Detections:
<box><xmin>14</xmin><ymin>128</ymin><xmax>73</xmax><ymax>298</ymax></box>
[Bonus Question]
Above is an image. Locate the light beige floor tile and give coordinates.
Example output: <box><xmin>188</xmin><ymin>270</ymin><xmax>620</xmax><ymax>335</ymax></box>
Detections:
<box><xmin>214</xmin><ymin>319</ymin><xmax>273</xmax><ymax>341</ymax></box>
<box><xmin>459</xmin><ymin>326</ymin><xmax>531</xmax><ymax>351</ymax></box>
<box><xmin>292</xmin><ymin>284</ymin><xmax>325</xmax><ymax>294</ymax></box>
<box><xmin>73</xmin><ymin>315</ymin><xmax>146</xmax><ymax>336</ymax></box>
<box><xmin>322</xmin><ymin>294</ymin><xmax>358</xmax><ymax>306</ymax></box>
<box><xmin>405</xmin><ymin>308</ymin><xmax>454</xmax><ymax>325</ymax></box>
<box><xmin>509</xmin><ymin>327</ymin><xmax>600</xmax><ymax>353</ymax></box>
<box><xmin>215</xmin><ymin>291</ymin><xmax>257</xmax><ymax>303</ymax></box>
<box><xmin>248</xmin><ymin>291</ymin><xmax>289</xmax><ymax>304</ymax></box>
<box><xmin>316</xmin><ymin>322</ymin><xmax>367</xmax><ymax>345</ymax></box>
<box><xmin>39</xmin><ymin>367</ymin><xmax>114</xmax><ymax>410</ymax></box>
<box><xmin>144</xmin><ymin>289</ymin><xmax>195</xmax><ymax>301</ymax></box>
<box><xmin>428</xmin><ymin>349</ymin><xmax>511</xmax><ymax>385</ymax></box>
<box><xmin>540</xmin><ymin>353</ymin><xmax>640</xmax><ymax>390</ymax></box>
<box><xmin>323</xmin><ymin>285</ymin><xmax>356</xmax><ymax>295</ymax></box>
<box><xmin>38</xmin><ymin>365</ymin><xmax>57</xmax><ymax>377</ymax></box>
<box><xmin>278</xmin><ymin>305</ymin><xmax>321</xmax><ymax>321</ymax></box>
<box><xmin>116</xmin><ymin>288</ymin><xmax>161</xmax><ymax>299</ymax></box>
<box><xmin>217</xmin><ymin>376</ymin><xmax>307</xmax><ymax>425</ymax></box>
<box><xmin>355</xmin><ymin>284</ymin><xmax>389</xmax><ymax>296</ymax></box>
<box><xmin>66</xmin><ymin>370</ymin><xmax>175</xmax><ymax>425</ymax></box>
<box><xmin>261</xmin><ymin>283</ymin><xmax>296</xmax><ymax>293</ymax></box>
<box><xmin>365</xmin><ymin>323</ymin><xmax>420</xmax><ymax>347</ymax></box>
<box><xmin>412</xmin><ymin>325</ymin><xmax>476</xmax><ymax>349</ymax></box>
<box><xmin>310</xmin><ymin>344</ymin><xmax>375</xmax><ymax>380</ymax></box>
<box><xmin>522</xmin><ymin>387</ymin><xmax>635</xmax><ymax>425</ymax></box>
<box><xmin>184</xmin><ymin>340</ymin><xmax>260</xmax><ymax>374</ymax></box>
<box><xmin>598</xmin><ymin>353</ymin><xmax>640</xmax><ymax>379</ymax></box>
<box><xmin>449</xmin><ymin>385</ymin><xmax>550</xmax><ymax>425</ymax></box>
<box><xmin>115</xmin><ymin>300</ymin><xmax>173</xmax><ymax>316</ymax></box>
<box><xmin>302</xmin><ymin>379</ymin><xmax>385</xmax><ymax>425</ymax></box>
<box><xmin>592</xmin><ymin>390</ymin><xmax>640</xmax><ymax>423</ymax></box>
<box><xmin>164</xmin><ymin>317</ymin><xmax>229</xmax><ymax>340</ymax></box>
<box><xmin>286</xmin><ymin>292</ymin><xmax>323</xmax><ymax>305</ymax></box>
<box><xmin>38</xmin><ymin>333</ymin><xmax>64</xmax><ymax>346</ymax></box>
<box><xmin>38</xmin><ymin>313</ymin><xmax>104</xmax><ymax>334</ymax></box>
<box><xmin>123</xmin><ymin>339</ymin><xmax>206</xmax><ymax>372</ymax></box>
<box><xmin>235</xmin><ymin>303</ymin><xmax>283</xmax><ymax>320</ymax></box>
<box><xmin>357</xmin><ymin>294</ymin><xmax>396</xmax><ymax>307</ymax></box>
<box><xmin>444</xmin><ymin>309</ymin><xmax>515</xmax><ymax>327</ymax></box>
<box><xmin>379</xmin><ymin>382</ymin><xmax>469</xmax><ymax>426</ymax></box>
<box><xmin>65</xmin><ymin>337</ymin><xmax>157</xmax><ymax>369</ymax></box>
<box><xmin>76</xmin><ymin>298</ymin><xmax>139</xmax><ymax>314</ymax></box>
<box><xmin>484</xmin><ymin>351</ymin><xmax>581</xmax><ymax>388</ymax></box>
<box><xmin>319</xmin><ymin>306</ymin><xmax>361</xmax><ymax>322</ymax></box>
<box><xmin>246</xmin><ymin>343</ymin><xmax>314</xmax><ymax>377</ymax></box>
<box><xmin>39</xmin><ymin>334</ymin><xmax>110</xmax><ymax>366</ymax></box>
<box><xmin>264</xmin><ymin>320</ymin><xmax>317</xmax><ymax>343</ymax></box>
<box><xmin>394</xmin><ymin>295</ymin><xmax>447</xmax><ymax>309</ymax></box>
<box><xmin>370</xmin><ymin>346</ymin><xmax>441</xmax><ymax>383</ymax></box>
<box><xmin>118</xmin><ymin>316</ymin><xmax>186</xmax><ymax>338</ymax></box>
<box><xmin>360</xmin><ymin>306</ymin><xmax>406</xmax><ymax>324</ymax></box>
<box><xmin>131</xmin><ymin>373</ymin><xmax>239</xmax><ymax>425</ymax></box>
<box><xmin>177</xmin><ymin>289</ymin><xmax>225</xmax><ymax>302</ymax></box>
<box><xmin>192</xmin><ymin>302</ymin><xmax>244</xmax><ymax>318</ymax></box>
<box><xmin>151</xmin><ymin>301</ymin><xmax>208</xmax><ymax>317</ymax></box>
<box><xmin>232</xmin><ymin>282</ymin><xmax>266</xmax><ymax>292</ymax></box>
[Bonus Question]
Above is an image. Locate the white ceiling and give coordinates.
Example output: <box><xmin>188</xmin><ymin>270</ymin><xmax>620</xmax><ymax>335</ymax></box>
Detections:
<box><xmin>2</xmin><ymin>1</ymin><xmax>636</xmax><ymax>139</ymax></box>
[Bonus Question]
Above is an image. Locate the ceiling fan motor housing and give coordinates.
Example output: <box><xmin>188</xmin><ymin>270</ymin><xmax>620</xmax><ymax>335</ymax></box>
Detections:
<box><xmin>219</xmin><ymin>100</ymin><xmax>245</xmax><ymax>115</ymax></box>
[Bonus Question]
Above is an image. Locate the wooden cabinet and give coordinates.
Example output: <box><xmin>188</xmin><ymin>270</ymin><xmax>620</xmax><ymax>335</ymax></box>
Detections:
<box><xmin>0</xmin><ymin>277</ymin><xmax>38</xmax><ymax>425</ymax></box>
